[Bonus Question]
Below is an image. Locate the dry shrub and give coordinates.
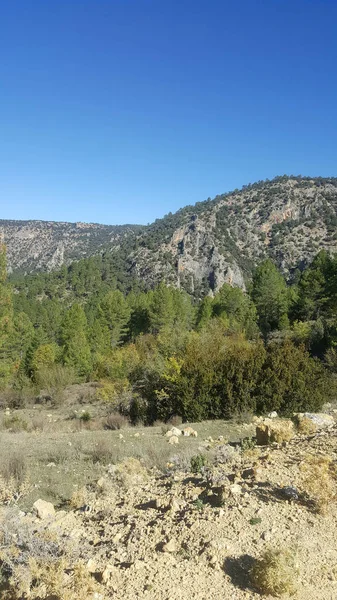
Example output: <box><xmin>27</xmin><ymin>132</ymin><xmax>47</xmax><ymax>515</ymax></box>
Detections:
<box><xmin>0</xmin><ymin>510</ymin><xmax>104</xmax><ymax>599</ymax></box>
<box><xmin>251</xmin><ymin>547</ymin><xmax>299</xmax><ymax>597</ymax></box>
<box><xmin>294</xmin><ymin>415</ymin><xmax>318</xmax><ymax>435</ymax></box>
<box><xmin>30</xmin><ymin>414</ymin><xmax>47</xmax><ymax>432</ymax></box>
<box><xmin>115</xmin><ymin>457</ymin><xmax>148</xmax><ymax>488</ymax></box>
<box><xmin>2</xmin><ymin>414</ymin><xmax>29</xmax><ymax>432</ymax></box>
<box><xmin>300</xmin><ymin>454</ymin><xmax>336</xmax><ymax>514</ymax></box>
<box><xmin>88</xmin><ymin>438</ymin><xmax>113</xmax><ymax>464</ymax></box>
<box><xmin>0</xmin><ymin>452</ymin><xmax>30</xmax><ymax>504</ymax></box>
<box><xmin>35</xmin><ymin>365</ymin><xmax>77</xmax><ymax>405</ymax></box>
<box><xmin>103</xmin><ymin>412</ymin><xmax>129</xmax><ymax>430</ymax></box>
<box><xmin>69</xmin><ymin>487</ymin><xmax>90</xmax><ymax>510</ymax></box>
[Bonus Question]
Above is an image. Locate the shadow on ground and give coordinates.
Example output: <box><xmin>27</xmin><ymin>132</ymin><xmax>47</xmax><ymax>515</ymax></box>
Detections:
<box><xmin>224</xmin><ymin>554</ymin><xmax>256</xmax><ymax>591</ymax></box>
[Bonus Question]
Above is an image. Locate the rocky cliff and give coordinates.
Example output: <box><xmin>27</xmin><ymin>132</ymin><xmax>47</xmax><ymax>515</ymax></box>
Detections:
<box><xmin>3</xmin><ymin>176</ymin><xmax>337</xmax><ymax>294</ymax></box>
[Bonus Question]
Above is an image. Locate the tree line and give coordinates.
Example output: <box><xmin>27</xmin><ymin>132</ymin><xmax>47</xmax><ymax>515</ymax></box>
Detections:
<box><xmin>1</xmin><ymin>242</ymin><xmax>337</xmax><ymax>421</ymax></box>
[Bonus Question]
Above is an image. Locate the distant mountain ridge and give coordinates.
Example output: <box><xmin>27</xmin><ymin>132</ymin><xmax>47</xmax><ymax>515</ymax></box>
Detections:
<box><xmin>0</xmin><ymin>219</ymin><xmax>142</xmax><ymax>274</ymax></box>
<box><xmin>3</xmin><ymin>175</ymin><xmax>337</xmax><ymax>295</ymax></box>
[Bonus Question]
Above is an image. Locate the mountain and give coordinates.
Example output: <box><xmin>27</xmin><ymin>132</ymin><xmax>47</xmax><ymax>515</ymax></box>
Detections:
<box><xmin>0</xmin><ymin>219</ymin><xmax>141</xmax><ymax>274</ymax></box>
<box><xmin>3</xmin><ymin>175</ymin><xmax>337</xmax><ymax>295</ymax></box>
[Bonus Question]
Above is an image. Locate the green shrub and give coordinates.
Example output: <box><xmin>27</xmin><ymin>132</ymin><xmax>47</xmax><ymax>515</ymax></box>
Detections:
<box><xmin>190</xmin><ymin>454</ymin><xmax>207</xmax><ymax>474</ymax></box>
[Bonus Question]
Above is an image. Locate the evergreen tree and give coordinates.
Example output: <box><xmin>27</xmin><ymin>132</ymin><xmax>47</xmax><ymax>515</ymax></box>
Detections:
<box><xmin>251</xmin><ymin>259</ymin><xmax>289</xmax><ymax>335</ymax></box>
<box><xmin>0</xmin><ymin>243</ymin><xmax>14</xmax><ymax>382</ymax></box>
<box><xmin>98</xmin><ymin>290</ymin><xmax>131</xmax><ymax>349</ymax></box>
<box><xmin>60</xmin><ymin>304</ymin><xmax>92</xmax><ymax>377</ymax></box>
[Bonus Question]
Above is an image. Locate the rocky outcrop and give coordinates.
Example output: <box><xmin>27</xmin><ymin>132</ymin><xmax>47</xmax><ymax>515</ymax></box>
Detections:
<box><xmin>3</xmin><ymin>176</ymin><xmax>337</xmax><ymax>296</ymax></box>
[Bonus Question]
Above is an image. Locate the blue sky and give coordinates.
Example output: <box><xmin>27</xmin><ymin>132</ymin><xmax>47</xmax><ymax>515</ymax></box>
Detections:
<box><xmin>1</xmin><ymin>1</ymin><xmax>337</xmax><ymax>225</ymax></box>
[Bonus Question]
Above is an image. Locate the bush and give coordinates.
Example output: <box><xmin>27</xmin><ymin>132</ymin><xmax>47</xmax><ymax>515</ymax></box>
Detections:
<box><xmin>103</xmin><ymin>412</ymin><xmax>129</xmax><ymax>430</ymax></box>
<box><xmin>256</xmin><ymin>340</ymin><xmax>331</xmax><ymax>415</ymax></box>
<box><xmin>2</xmin><ymin>414</ymin><xmax>29</xmax><ymax>432</ymax></box>
<box><xmin>87</xmin><ymin>439</ymin><xmax>113</xmax><ymax>464</ymax></box>
<box><xmin>190</xmin><ymin>454</ymin><xmax>207</xmax><ymax>474</ymax></box>
<box><xmin>115</xmin><ymin>457</ymin><xmax>148</xmax><ymax>488</ymax></box>
<box><xmin>300</xmin><ymin>454</ymin><xmax>336</xmax><ymax>514</ymax></box>
<box><xmin>79</xmin><ymin>411</ymin><xmax>91</xmax><ymax>422</ymax></box>
<box><xmin>35</xmin><ymin>365</ymin><xmax>76</xmax><ymax>405</ymax></box>
<box><xmin>251</xmin><ymin>547</ymin><xmax>299</xmax><ymax>596</ymax></box>
<box><xmin>0</xmin><ymin>509</ymin><xmax>103</xmax><ymax>599</ymax></box>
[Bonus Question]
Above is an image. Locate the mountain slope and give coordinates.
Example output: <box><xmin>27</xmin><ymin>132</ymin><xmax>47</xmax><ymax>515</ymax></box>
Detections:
<box><xmin>3</xmin><ymin>175</ymin><xmax>337</xmax><ymax>295</ymax></box>
<box><xmin>120</xmin><ymin>175</ymin><xmax>337</xmax><ymax>294</ymax></box>
<box><xmin>0</xmin><ymin>219</ymin><xmax>141</xmax><ymax>274</ymax></box>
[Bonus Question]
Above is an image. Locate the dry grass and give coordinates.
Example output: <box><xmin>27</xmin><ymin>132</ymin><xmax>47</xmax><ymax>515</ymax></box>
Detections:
<box><xmin>300</xmin><ymin>453</ymin><xmax>336</xmax><ymax>514</ymax></box>
<box><xmin>250</xmin><ymin>547</ymin><xmax>299</xmax><ymax>597</ymax></box>
<box><xmin>294</xmin><ymin>415</ymin><xmax>318</xmax><ymax>436</ymax></box>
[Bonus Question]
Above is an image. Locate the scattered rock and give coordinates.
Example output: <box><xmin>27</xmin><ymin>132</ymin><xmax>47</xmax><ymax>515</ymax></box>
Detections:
<box><xmin>229</xmin><ymin>483</ymin><xmax>242</xmax><ymax>496</ymax></box>
<box><xmin>162</xmin><ymin>538</ymin><xmax>177</xmax><ymax>553</ymax></box>
<box><xmin>168</xmin><ymin>435</ymin><xmax>179</xmax><ymax>445</ymax></box>
<box><xmin>298</xmin><ymin>413</ymin><xmax>334</xmax><ymax>430</ymax></box>
<box><xmin>183</xmin><ymin>426</ymin><xmax>198</xmax><ymax>437</ymax></box>
<box><xmin>33</xmin><ymin>499</ymin><xmax>55</xmax><ymax>520</ymax></box>
<box><xmin>279</xmin><ymin>486</ymin><xmax>299</xmax><ymax>501</ymax></box>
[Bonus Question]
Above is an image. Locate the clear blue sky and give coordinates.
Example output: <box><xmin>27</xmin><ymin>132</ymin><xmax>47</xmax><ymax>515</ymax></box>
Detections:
<box><xmin>1</xmin><ymin>1</ymin><xmax>337</xmax><ymax>225</ymax></box>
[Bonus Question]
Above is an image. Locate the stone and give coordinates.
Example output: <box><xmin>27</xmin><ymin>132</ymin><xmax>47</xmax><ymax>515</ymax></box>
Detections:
<box><xmin>168</xmin><ymin>435</ymin><xmax>179</xmax><ymax>445</ymax></box>
<box><xmin>183</xmin><ymin>426</ymin><xmax>198</xmax><ymax>437</ymax></box>
<box><xmin>162</xmin><ymin>538</ymin><xmax>177</xmax><ymax>553</ymax></box>
<box><xmin>170</xmin><ymin>427</ymin><xmax>182</xmax><ymax>436</ymax></box>
<box><xmin>33</xmin><ymin>499</ymin><xmax>55</xmax><ymax>520</ymax></box>
<box><xmin>301</xmin><ymin>413</ymin><xmax>334</xmax><ymax>430</ymax></box>
<box><xmin>267</xmin><ymin>411</ymin><xmax>278</xmax><ymax>419</ymax></box>
<box><xmin>230</xmin><ymin>484</ymin><xmax>242</xmax><ymax>496</ymax></box>
<box><xmin>279</xmin><ymin>486</ymin><xmax>299</xmax><ymax>501</ymax></box>
<box><xmin>256</xmin><ymin>419</ymin><xmax>294</xmax><ymax>445</ymax></box>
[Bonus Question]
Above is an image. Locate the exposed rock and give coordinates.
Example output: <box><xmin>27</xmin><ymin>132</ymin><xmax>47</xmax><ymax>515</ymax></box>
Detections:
<box><xmin>168</xmin><ymin>435</ymin><xmax>179</xmax><ymax>445</ymax></box>
<box><xmin>183</xmin><ymin>427</ymin><xmax>198</xmax><ymax>437</ymax></box>
<box><xmin>33</xmin><ymin>499</ymin><xmax>55</xmax><ymax>520</ymax></box>
<box><xmin>300</xmin><ymin>413</ymin><xmax>334</xmax><ymax>430</ymax></box>
<box><xmin>162</xmin><ymin>538</ymin><xmax>177</xmax><ymax>553</ymax></box>
<box><xmin>267</xmin><ymin>411</ymin><xmax>278</xmax><ymax>419</ymax></box>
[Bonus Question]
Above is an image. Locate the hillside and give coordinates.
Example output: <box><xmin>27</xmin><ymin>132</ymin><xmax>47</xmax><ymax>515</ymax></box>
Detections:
<box><xmin>3</xmin><ymin>175</ymin><xmax>337</xmax><ymax>295</ymax></box>
<box><xmin>0</xmin><ymin>219</ymin><xmax>141</xmax><ymax>274</ymax></box>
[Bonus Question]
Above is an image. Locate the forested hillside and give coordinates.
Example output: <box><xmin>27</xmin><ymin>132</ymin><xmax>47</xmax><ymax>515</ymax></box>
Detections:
<box><xmin>1</xmin><ymin>236</ymin><xmax>337</xmax><ymax>422</ymax></box>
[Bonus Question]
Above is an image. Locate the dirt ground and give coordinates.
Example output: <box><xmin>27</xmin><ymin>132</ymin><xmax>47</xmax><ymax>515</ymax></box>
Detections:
<box><xmin>1</xmin><ymin>401</ymin><xmax>337</xmax><ymax>599</ymax></box>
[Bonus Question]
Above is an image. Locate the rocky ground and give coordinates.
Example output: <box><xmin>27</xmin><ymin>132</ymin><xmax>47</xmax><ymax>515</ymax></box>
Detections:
<box><xmin>1</xmin><ymin>415</ymin><xmax>337</xmax><ymax>599</ymax></box>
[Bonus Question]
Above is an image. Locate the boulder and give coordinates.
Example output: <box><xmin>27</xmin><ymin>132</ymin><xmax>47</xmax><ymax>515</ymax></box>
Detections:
<box><xmin>168</xmin><ymin>435</ymin><xmax>179</xmax><ymax>445</ymax></box>
<box><xmin>256</xmin><ymin>419</ymin><xmax>294</xmax><ymax>445</ymax></box>
<box><xmin>300</xmin><ymin>412</ymin><xmax>334</xmax><ymax>430</ymax></box>
<box><xmin>183</xmin><ymin>426</ymin><xmax>198</xmax><ymax>437</ymax></box>
<box><xmin>33</xmin><ymin>499</ymin><xmax>55</xmax><ymax>520</ymax></box>
<box><xmin>170</xmin><ymin>426</ymin><xmax>182</xmax><ymax>436</ymax></box>
<box><xmin>267</xmin><ymin>411</ymin><xmax>278</xmax><ymax>419</ymax></box>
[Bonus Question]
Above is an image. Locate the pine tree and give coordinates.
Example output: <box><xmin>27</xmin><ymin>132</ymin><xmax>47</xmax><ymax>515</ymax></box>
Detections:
<box><xmin>60</xmin><ymin>304</ymin><xmax>92</xmax><ymax>377</ymax></box>
<box><xmin>98</xmin><ymin>290</ymin><xmax>131</xmax><ymax>349</ymax></box>
<box><xmin>251</xmin><ymin>260</ymin><xmax>289</xmax><ymax>335</ymax></box>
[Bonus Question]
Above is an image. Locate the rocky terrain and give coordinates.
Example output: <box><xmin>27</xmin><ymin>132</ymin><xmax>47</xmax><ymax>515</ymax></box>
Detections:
<box><xmin>3</xmin><ymin>176</ymin><xmax>337</xmax><ymax>294</ymax></box>
<box><xmin>1</xmin><ymin>411</ymin><xmax>337</xmax><ymax>599</ymax></box>
<box><xmin>0</xmin><ymin>219</ymin><xmax>140</xmax><ymax>274</ymax></box>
